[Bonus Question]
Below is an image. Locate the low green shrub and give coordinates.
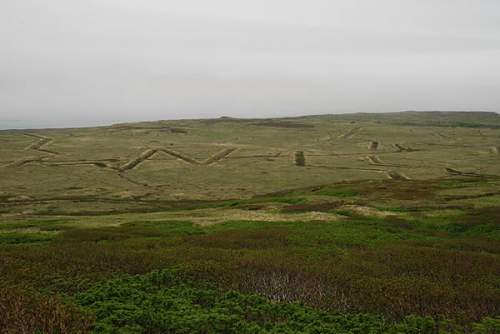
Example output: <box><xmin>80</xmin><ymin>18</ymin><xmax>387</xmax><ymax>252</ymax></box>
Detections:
<box><xmin>77</xmin><ymin>269</ymin><xmax>490</xmax><ymax>334</ymax></box>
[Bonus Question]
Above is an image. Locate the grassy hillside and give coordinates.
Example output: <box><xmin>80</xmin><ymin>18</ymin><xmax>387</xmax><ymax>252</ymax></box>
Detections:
<box><xmin>0</xmin><ymin>112</ymin><xmax>499</xmax><ymax>333</ymax></box>
<box><xmin>1</xmin><ymin>111</ymin><xmax>500</xmax><ymax>216</ymax></box>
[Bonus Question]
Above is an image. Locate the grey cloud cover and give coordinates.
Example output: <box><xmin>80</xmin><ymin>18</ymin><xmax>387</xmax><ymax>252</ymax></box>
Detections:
<box><xmin>1</xmin><ymin>0</ymin><xmax>499</xmax><ymax>129</ymax></box>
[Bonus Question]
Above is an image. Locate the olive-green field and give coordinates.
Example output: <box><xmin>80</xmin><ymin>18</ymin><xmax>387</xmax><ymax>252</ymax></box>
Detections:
<box><xmin>1</xmin><ymin>111</ymin><xmax>500</xmax><ymax>216</ymax></box>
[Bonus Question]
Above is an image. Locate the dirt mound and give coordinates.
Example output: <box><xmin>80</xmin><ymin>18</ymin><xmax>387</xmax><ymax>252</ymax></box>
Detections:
<box><xmin>369</xmin><ymin>141</ymin><xmax>379</xmax><ymax>150</ymax></box>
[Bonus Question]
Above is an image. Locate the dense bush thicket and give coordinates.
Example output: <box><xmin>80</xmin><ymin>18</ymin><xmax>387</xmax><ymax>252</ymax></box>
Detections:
<box><xmin>76</xmin><ymin>270</ymin><xmax>500</xmax><ymax>334</ymax></box>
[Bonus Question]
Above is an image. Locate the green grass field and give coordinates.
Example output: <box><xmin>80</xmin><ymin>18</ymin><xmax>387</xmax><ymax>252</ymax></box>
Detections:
<box><xmin>0</xmin><ymin>112</ymin><xmax>499</xmax><ymax>333</ymax></box>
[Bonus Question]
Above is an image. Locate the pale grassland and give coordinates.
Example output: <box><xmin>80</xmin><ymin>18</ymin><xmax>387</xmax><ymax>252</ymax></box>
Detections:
<box><xmin>1</xmin><ymin>112</ymin><xmax>500</xmax><ymax>217</ymax></box>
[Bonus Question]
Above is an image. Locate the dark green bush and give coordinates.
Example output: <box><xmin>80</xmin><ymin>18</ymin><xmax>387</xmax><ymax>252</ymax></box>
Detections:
<box><xmin>78</xmin><ymin>269</ymin><xmax>488</xmax><ymax>334</ymax></box>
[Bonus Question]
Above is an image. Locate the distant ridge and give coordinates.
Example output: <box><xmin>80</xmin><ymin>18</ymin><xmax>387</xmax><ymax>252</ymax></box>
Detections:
<box><xmin>401</xmin><ymin>110</ymin><xmax>499</xmax><ymax>117</ymax></box>
<box><xmin>319</xmin><ymin>110</ymin><xmax>500</xmax><ymax>129</ymax></box>
<box><xmin>3</xmin><ymin>110</ymin><xmax>499</xmax><ymax>132</ymax></box>
<box><xmin>403</xmin><ymin>110</ymin><xmax>498</xmax><ymax>113</ymax></box>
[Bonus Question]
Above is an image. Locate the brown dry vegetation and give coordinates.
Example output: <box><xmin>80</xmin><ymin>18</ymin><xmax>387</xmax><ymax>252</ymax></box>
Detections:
<box><xmin>0</xmin><ymin>287</ymin><xmax>93</xmax><ymax>334</ymax></box>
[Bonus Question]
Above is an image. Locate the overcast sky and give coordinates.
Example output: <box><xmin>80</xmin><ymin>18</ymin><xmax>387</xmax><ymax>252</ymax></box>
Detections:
<box><xmin>1</xmin><ymin>0</ymin><xmax>500</xmax><ymax>129</ymax></box>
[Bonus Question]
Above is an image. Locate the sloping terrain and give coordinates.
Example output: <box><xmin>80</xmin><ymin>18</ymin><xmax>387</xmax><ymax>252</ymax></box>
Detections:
<box><xmin>0</xmin><ymin>112</ymin><xmax>499</xmax><ymax>333</ymax></box>
<box><xmin>1</xmin><ymin>111</ymin><xmax>499</xmax><ymax>216</ymax></box>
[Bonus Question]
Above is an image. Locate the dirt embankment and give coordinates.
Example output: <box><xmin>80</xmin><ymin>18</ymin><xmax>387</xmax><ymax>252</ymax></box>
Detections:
<box><xmin>202</xmin><ymin>147</ymin><xmax>238</xmax><ymax>165</ymax></box>
<box><xmin>445</xmin><ymin>168</ymin><xmax>483</xmax><ymax>178</ymax></box>
<box><xmin>387</xmin><ymin>171</ymin><xmax>411</xmax><ymax>180</ymax></box>
<box><xmin>394</xmin><ymin>144</ymin><xmax>418</xmax><ymax>152</ymax></box>
<box><xmin>118</xmin><ymin>146</ymin><xmax>239</xmax><ymax>172</ymax></box>
<box><xmin>4</xmin><ymin>157</ymin><xmax>45</xmax><ymax>168</ymax></box>
<box><xmin>367</xmin><ymin>155</ymin><xmax>383</xmax><ymax>165</ymax></box>
<box><xmin>120</xmin><ymin>149</ymin><xmax>158</xmax><ymax>171</ymax></box>
<box><xmin>159</xmin><ymin>149</ymin><xmax>200</xmax><ymax>165</ymax></box>
<box><xmin>24</xmin><ymin>133</ymin><xmax>59</xmax><ymax>155</ymax></box>
<box><xmin>338</xmin><ymin>127</ymin><xmax>361</xmax><ymax>139</ymax></box>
